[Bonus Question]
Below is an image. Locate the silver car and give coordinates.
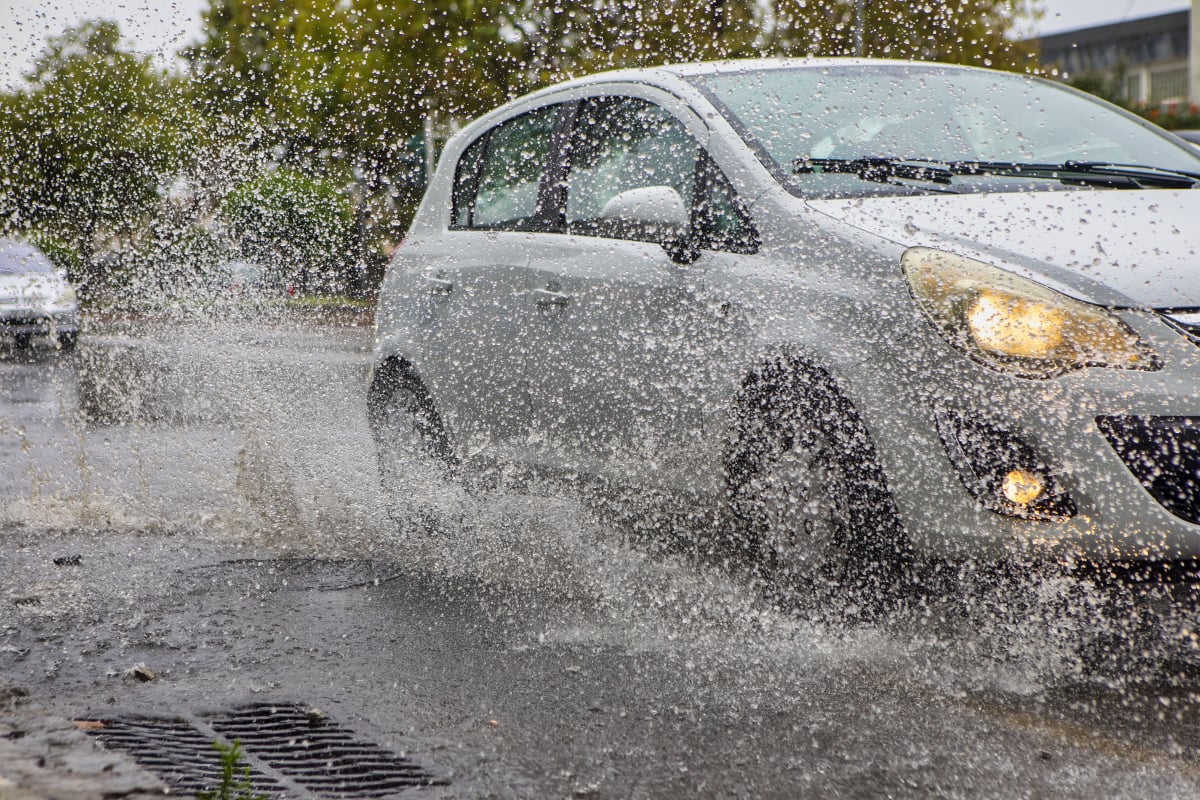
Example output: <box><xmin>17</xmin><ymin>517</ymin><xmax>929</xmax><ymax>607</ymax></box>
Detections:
<box><xmin>370</xmin><ymin>59</ymin><xmax>1200</xmax><ymax>601</ymax></box>
<box><xmin>0</xmin><ymin>239</ymin><xmax>79</xmax><ymax>350</ymax></box>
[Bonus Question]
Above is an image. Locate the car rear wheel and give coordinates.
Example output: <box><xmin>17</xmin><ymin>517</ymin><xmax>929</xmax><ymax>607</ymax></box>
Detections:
<box><xmin>367</xmin><ymin>360</ymin><xmax>455</xmax><ymax>522</ymax></box>
<box><xmin>727</xmin><ymin>360</ymin><xmax>911</xmax><ymax>616</ymax></box>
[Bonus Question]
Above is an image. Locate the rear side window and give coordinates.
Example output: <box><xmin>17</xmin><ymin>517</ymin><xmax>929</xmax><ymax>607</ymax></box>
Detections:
<box><xmin>451</xmin><ymin>105</ymin><xmax>561</xmax><ymax>231</ymax></box>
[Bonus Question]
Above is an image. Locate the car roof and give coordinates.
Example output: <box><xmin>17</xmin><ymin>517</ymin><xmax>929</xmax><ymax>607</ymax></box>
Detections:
<box><xmin>659</xmin><ymin>57</ymin><xmax>977</xmax><ymax>77</ymax></box>
<box><xmin>528</xmin><ymin>57</ymin><xmax>975</xmax><ymax>90</ymax></box>
<box><xmin>502</xmin><ymin>57</ymin><xmax>987</xmax><ymax>113</ymax></box>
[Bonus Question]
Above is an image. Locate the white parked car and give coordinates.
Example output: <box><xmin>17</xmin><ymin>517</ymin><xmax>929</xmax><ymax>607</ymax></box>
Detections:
<box><xmin>370</xmin><ymin>59</ymin><xmax>1200</xmax><ymax>603</ymax></box>
<box><xmin>0</xmin><ymin>239</ymin><xmax>79</xmax><ymax>350</ymax></box>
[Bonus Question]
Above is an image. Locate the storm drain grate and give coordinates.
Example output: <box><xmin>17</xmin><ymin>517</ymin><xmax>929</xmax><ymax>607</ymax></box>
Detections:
<box><xmin>208</xmin><ymin>703</ymin><xmax>445</xmax><ymax>797</ymax></box>
<box><xmin>79</xmin><ymin>703</ymin><xmax>446</xmax><ymax>799</ymax></box>
<box><xmin>81</xmin><ymin>715</ymin><xmax>289</xmax><ymax>796</ymax></box>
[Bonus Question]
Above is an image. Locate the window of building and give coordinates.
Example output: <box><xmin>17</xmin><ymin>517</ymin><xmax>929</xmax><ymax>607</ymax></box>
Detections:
<box><xmin>1149</xmin><ymin>67</ymin><xmax>1188</xmax><ymax>103</ymax></box>
<box><xmin>1120</xmin><ymin>73</ymin><xmax>1143</xmax><ymax>104</ymax></box>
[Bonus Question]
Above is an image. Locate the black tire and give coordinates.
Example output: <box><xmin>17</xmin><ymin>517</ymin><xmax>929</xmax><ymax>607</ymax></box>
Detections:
<box><xmin>366</xmin><ymin>359</ymin><xmax>456</xmax><ymax>514</ymax></box>
<box><xmin>726</xmin><ymin>358</ymin><xmax>912</xmax><ymax>615</ymax></box>
<box><xmin>57</xmin><ymin>332</ymin><xmax>77</xmax><ymax>352</ymax></box>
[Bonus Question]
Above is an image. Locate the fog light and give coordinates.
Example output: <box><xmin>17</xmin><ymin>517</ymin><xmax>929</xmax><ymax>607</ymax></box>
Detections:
<box><xmin>933</xmin><ymin>407</ymin><xmax>1076</xmax><ymax>521</ymax></box>
<box><xmin>1001</xmin><ymin>469</ymin><xmax>1044</xmax><ymax>505</ymax></box>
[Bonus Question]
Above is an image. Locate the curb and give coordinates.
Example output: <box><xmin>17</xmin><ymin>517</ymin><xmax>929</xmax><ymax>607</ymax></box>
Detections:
<box><xmin>0</xmin><ymin>685</ymin><xmax>164</xmax><ymax>800</ymax></box>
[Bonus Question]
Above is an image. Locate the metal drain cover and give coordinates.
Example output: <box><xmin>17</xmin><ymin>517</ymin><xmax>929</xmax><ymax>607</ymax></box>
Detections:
<box><xmin>79</xmin><ymin>702</ymin><xmax>446</xmax><ymax>799</ymax></box>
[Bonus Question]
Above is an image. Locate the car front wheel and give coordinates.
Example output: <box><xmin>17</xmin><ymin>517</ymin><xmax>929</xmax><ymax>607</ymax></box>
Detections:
<box><xmin>727</xmin><ymin>360</ymin><xmax>912</xmax><ymax>616</ymax></box>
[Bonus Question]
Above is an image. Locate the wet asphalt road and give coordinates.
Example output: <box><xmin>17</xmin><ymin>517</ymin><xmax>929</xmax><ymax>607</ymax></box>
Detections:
<box><xmin>6</xmin><ymin>315</ymin><xmax>1200</xmax><ymax>798</ymax></box>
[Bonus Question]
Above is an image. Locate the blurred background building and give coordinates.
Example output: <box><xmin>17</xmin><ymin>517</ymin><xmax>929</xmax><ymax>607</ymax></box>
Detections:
<box><xmin>1035</xmin><ymin>0</ymin><xmax>1197</xmax><ymax>105</ymax></box>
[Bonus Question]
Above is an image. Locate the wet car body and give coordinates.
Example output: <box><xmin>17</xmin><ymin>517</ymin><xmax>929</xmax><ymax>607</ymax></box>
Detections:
<box><xmin>0</xmin><ymin>240</ymin><xmax>79</xmax><ymax>349</ymax></box>
<box><xmin>371</xmin><ymin>59</ymin><xmax>1200</xmax><ymax>593</ymax></box>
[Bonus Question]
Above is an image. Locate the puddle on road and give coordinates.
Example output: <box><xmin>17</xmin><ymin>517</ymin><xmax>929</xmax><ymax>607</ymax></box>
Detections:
<box><xmin>184</xmin><ymin>558</ymin><xmax>404</xmax><ymax>592</ymax></box>
<box><xmin>1</xmin><ymin>320</ymin><xmax>376</xmax><ymax>541</ymax></box>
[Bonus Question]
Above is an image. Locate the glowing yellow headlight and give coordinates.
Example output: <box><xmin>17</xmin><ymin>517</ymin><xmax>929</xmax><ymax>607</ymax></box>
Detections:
<box><xmin>967</xmin><ymin>290</ymin><xmax>1066</xmax><ymax>359</ymax></box>
<box><xmin>902</xmin><ymin>247</ymin><xmax>1157</xmax><ymax>378</ymax></box>
<box><xmin>1001</xmin><ymin>469</ymin><xmax>1045</xmax><ymax>505</ymax></box>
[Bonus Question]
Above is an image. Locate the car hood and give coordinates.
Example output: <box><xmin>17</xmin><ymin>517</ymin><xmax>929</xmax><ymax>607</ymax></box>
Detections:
<box><xmin>806</xmin><ymin>189</ymin><xmax>1200</xmax><ymax>309</ymax></box>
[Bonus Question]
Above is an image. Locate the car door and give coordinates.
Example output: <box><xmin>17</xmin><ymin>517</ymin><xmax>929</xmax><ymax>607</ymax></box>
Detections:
<box><xmin>521</xmin><ymin>92</ymin><xmax>760</xmax><ymax>494</ymax></box>
<box><xmin>411</xmin><ymin>103</ymin><xmax>565</xmax><ymax>457</ymax></box>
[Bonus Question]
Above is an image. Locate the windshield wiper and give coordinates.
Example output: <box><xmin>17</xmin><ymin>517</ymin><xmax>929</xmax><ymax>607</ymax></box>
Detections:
<box><xmin>793</xmin><ymin>157</ymin><xmax>955</xmax><ymax>186</ymax></box>
<box><xmin>793</xmin><ymin>157</ymin><xmax>1200</xmax><ymax>189</ymax></box>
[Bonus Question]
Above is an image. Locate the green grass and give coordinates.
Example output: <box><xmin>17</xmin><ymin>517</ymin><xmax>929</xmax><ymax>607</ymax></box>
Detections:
<box><xmin>197</xmin><ymin>739</ymin><xmax>267</xmax><ymax>800</ymax></box>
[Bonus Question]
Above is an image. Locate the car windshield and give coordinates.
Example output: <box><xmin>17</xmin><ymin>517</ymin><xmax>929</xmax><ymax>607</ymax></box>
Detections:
<box><xmin>687</xmin><ymin>64</ymin><xmax>1200</xmax><ymax>197</ymax></box>
<box><xmin>0</xmin><ymin>242</ymin><xmax>55</xmax><ymax>275</ymax></box>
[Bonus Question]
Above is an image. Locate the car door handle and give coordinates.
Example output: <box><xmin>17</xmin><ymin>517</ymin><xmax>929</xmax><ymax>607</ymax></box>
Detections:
<box><xmin>426</xmin><ymin>276</ymin><xmax>454</xmax><ymax>296</ymax></box>
<box><xmin>532</xmin><ymin>288</ymin><xmax>571</xmax><ymax>308</ymax></box>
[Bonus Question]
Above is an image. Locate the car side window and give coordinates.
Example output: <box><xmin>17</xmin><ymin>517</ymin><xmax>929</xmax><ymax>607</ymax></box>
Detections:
<box><xmin>452</xmin><ymin>104</ymin><xmax>560</xmax><ymax>231</ymax></box>
<box><xmin>450</xmin><ymin>136</ymin><xmax>486</xmax><ymax>228</ymax></box>
<box><xmin>694</xmin><ymin>155</ymin><xmax>760</xmax><ymax>255</ymax></box>
<box><xmin>565</xmin><ymin>97</ymin><xmax>698</xmax><ymax>241</ymax></box>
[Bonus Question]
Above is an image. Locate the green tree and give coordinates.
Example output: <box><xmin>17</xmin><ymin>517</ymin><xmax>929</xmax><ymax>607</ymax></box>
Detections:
<box><xmin>186</xmin><ymin>0</ymin><xmax>356</xmax><ymax>158</ymax></box>
<box><xmin>221</xmin><ymin>168</ymin><xmax>354</xmax><ymax>293</ymax></box>
<box><xmin>0</xmin><ymin>21</ymin><xmax>197</xmax><ymax>265</ymax></box>
<box><xmin>185</xmin><ymin>0</ymin><xmax>528</xmax><ymax>188</ymax></box>
<box><xmin>763</xmin><ymin>0</ymin><xmax>1037</xmax><ymax>67</ymax></box>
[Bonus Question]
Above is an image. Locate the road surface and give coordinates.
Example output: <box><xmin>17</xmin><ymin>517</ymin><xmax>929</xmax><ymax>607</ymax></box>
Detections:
<box><xmin>3</xmin><ymin>313</ymin><xmax>1200</xmax><ymax>798</ymax></box>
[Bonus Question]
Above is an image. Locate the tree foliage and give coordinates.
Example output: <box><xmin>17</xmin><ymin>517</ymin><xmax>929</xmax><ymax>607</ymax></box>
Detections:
<box><xmin>221</xmin><ymin>168</ymin><xmax>354</xmax><ymax>293</ymax></box>
<box><xmin>0</xmin><ymin>21</ymin><xmax>197</xmax><ymax>260</ymax></box>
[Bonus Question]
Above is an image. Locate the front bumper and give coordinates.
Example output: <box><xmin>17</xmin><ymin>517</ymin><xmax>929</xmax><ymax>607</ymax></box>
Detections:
<box><xmin>0</xmin><ymin>308</ymin><xmax>79</xmax><ymax>337</ymax></box>
<box><xmin>857</xmin><ymin>308</ymin><xmax>1200</xmax><ymax>564</ymax></box>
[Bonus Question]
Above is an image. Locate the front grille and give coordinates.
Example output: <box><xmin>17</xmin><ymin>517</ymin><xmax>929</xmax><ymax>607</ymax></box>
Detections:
<box><xmin>1096</xmin><ymin>416</ymin><xmax>1200</xmax><ymax>525</ymax></box>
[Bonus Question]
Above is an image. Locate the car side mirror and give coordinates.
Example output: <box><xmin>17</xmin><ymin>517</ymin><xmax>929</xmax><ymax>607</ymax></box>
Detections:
<box><xmin>599</xmin><ymin>185</ymin><xmax>688</xmax><ymax>228</ymax></box>
<box><xmin>598</xmin><ymin>186</ymin><xmax>698</xmax><ymax>264</ymax></box>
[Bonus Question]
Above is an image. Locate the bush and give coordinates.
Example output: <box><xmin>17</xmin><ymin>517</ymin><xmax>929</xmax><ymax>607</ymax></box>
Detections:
<box><xmin>221</xmin><ymin>169</ymin><xmax>354</xmax><ymax>295</ymax></box>
<box><xmin>30</xmin><ymin>233</ymin><xmax>87</xmax><ymax>287</ymax></box>
<box><xmin>30</xmin><ymin>233</ymin><xmax>79</xmax><ymax>272</ymax></box>
<box><xmin>1136</xmin><ymin>104</ymin><xmax>1200</xmax><ymax>131</ymax></box>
